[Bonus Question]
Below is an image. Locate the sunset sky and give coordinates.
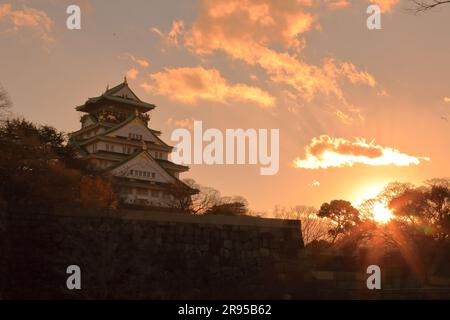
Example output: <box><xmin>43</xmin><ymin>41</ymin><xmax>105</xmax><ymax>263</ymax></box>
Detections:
<box><xmin>1</xmin><ymin>0</ymin><xmax>449</xmax><ymax>212</ymax></box>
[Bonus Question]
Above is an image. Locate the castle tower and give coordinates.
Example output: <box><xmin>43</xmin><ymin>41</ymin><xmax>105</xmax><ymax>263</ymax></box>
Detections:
<box><xmin>70</xmin><ymin>78</ymin><xmax>195</xmax><ymax>208</ymax></box>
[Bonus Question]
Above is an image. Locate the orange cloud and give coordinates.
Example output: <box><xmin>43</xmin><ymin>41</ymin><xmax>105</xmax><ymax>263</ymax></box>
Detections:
<box><xmin>185</xmin><ymin>0</ymin><xmax>315</xmax><ymax>54</ymax></box>
<box><xmin>369</xmin><ymin>0</ymin><xmax>400</xmax><ymax>12</ymax></box>
<box><xmin>151</xmin><ymin>20</ymin><xmax>185</xmax><ymax>47</ymax></box>
<box><xmin>183</xmin><ymin>0</ymin><xmax>377</xmax><ymax>122</ymax></box>
<box><xmin>294</xmin><ymin>135</ymin><xmax>430</xmax><ymax>169</ymax></box>
<box><xmin>126</xmin><ymin>67</ymin><xmax>139</xmax><ymax>80</ymax></box>
<box><xmin>325</xmin><ymin>0</ymin><xmax>350</xmax><ymax>10</ymax></box>
<box><xmin>0</xmin><ymin>3</ymin><xmax>54</xmax><ymax>42</ymax></box>
<box><xmin>166</xmin><ymin>117</ymin><xmax>196</xmax><ymax>129</ymax></box>
<box><xmin>444</xmin><ymin>97</ymin><xmax>450</xmax><ymax>103</ymax></box>
<box><xmin>126</xmin><ymin>53</ymin><xmax>150</xmax><ymax>68</ymax></box>
<box><xmin>142</xmin><ymin>67</ymin><xmax>275</xmax><ymax>108</ymax></box>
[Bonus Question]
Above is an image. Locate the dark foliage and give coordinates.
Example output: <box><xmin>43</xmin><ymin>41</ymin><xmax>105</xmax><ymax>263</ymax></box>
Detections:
<box><xmin>0</xmin><ymin>118</ymin><xmax>116</xmax><ymax>213</ymax></box>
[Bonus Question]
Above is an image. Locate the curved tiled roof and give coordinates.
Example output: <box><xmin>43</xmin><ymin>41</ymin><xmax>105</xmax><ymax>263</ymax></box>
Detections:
<box><xmin>75</xmin><ymin>81</ymin><xmax>156</xmax><ymax>112</ymax></box>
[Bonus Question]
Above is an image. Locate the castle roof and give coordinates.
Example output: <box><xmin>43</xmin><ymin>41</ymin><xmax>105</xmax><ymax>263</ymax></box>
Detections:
<box><xmin>103</xmin><ymin>148</ymin><xmax>196</xmax><ymax>194</ymax></box>
<box><xmin>81</xmin><ymin>114</ymin><xmax>171</xmax><ymax>149</ymax></box>
<box><xmin>76</xmin><ymin>79</ymin><xmax>156</xmax><ymax>113</ymax></box>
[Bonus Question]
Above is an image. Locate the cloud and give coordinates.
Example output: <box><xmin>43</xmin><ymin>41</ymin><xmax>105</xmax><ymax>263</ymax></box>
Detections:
<box><xmin>185</xmin><ymin>0</ymin><xmax>315</xmax><ymax>55</ymax></box>
<box><xmin>325</xmin><ymin>0</ymin><xmax>350</xmax><ymax>10</ymax></box>
<box><xmin>369</xmin><ymin>0</ymin><xmax>400</xmax><ymax>13</ymax></box>
<box><xmin>166</xmin><ymin>117</ymin><xmax>196</xmax><ymax>129</ymax></box>
<box><xmin>294</xmin><ymin>135</ymin><xmax>430</xmax><ymax>169</ymax></box>
<box><xmin>142</xmin><ymin>67</ymin><xmax>276</xmax><ymax>108</ymax></box>
<box><xmin>0</xmin><ymin>3</ymin><xmax>54</xmax><ymax>42</ymax></box>
<box><xmin>444</xmin><ymin>97</ymin><xmax>450</xmax><ymax>103</ymax></box>
<box><xmin>308</xmin><ymin>180</ymin><xmax>321</xmax><ymax>187</ymax></box>
<box><xmin>335</xmin><ymin>110</ymin><xmax>354</xmax><ymax>124</ymax></box>
<box><xmin>126</xmin><ymin>67</ymin><xmax>139</xmax><ymax>80</ymax></box>
<box><xmin>151</xmin><ymin>20</ymin><xmax>185</xmax><ymax>47</ymax></box>
<box><xmin>183</xmin><ymin>0</ymin><xmax>377</xmax><ymax>122</ymax></box>
<box><xmin>121</xmin><ymin>53</ymin><xmax>150</xmax><ymax>68</ymax></box>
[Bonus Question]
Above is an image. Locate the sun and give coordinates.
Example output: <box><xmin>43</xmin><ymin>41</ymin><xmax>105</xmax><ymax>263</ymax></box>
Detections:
<box><xmin>372</xmin><ymin>202</ymin><xmax>393</xmax><ymax>224</ymax></box>
<box><xmin>351</xmin><ymin>181</ymin><xmax>389</xmax><ymax>206</ymax></box>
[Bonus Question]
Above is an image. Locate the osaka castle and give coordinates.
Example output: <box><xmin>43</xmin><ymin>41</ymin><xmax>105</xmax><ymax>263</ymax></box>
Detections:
<box><xmin>69</xmin><ymin>78</ymin><xmax>196</xmax><ymax>208</ymax></box>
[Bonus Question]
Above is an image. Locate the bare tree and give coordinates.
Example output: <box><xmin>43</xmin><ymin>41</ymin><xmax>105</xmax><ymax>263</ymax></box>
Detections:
<box><xmin>410</xmin><ymin>0</ymin><xmax>450</xmax><ymax>12</ymax></box>
<box><xmin>273</xmin><ymin>205</ymin><xmax>332</xmax><ymax>244</ymax></box>
<box><xmin>171</xmin><ymin>179</ymin><xmax>221</xmax><ymax>214</ymax></box>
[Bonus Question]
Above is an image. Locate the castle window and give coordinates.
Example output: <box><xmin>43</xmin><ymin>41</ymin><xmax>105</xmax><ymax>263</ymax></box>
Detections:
<box><xmin>129</xmin><ymin>133</ymin><xmax>143</xmax><ymax>141</ymax></box>
<box><xmin>106</xmin><ymin>143</ymin><xmax>115</xmax><ymax>152</ymax></box>
<box><xmin>130</xmin><ymin>170</ymin><xmax>154</xmax><ymax>179</ymax></box>
<box><xmin>122</xmin><ymin>146</ymin><xmax>132</xmax><ymax>154</ymax></box>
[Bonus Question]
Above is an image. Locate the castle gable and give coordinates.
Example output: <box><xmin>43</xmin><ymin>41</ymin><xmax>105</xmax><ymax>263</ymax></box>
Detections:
<box><xmin>109</xmin><ymin>85</ymin><xmax>140</xmax><ymax>102</ymax></box>
<box><xmin>104</xmin><ymin>117</ymin><xmax>166</xmax><ymax>146</ymax></box>
<box><xmin>110</xmin><ymin>151</ymin><xmax>176</xmax><ymax>184</ymax></box>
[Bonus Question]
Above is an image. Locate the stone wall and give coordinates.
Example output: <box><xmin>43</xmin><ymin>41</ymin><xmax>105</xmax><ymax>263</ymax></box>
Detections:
<box><xmin>1</xmin><ymin>208</ymin><xmax>304</xmax><ymax>299</ymax></box>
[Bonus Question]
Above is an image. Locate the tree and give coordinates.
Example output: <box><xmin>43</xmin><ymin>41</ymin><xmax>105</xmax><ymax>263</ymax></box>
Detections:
<box><xmin>273</xmin><ymin>205</ymin><xmax>332</xmax><ymax>245</ymax></box>
<box><xmin>169</xmin><ymin>178</ymin><xmax>251</xmax><ymax>216</ymax></box>
<box><xmin>358</xmin><ymin>182</ymin><xmax>415</xmax><ymax>221</ymax></box>
<box><xmin>168</xmin><ymin>179</ymin><xmax>219</xmax><ymax>214</ymax></box>
<box><xmin>386</xmin><ymin>179</ymin><xmax>450</xmax><ymax>283</ymax></box>
<box><xmin>203</xmin><ymin>194</ymin><xmax>249</xmax><ymax>216</ymax></box>
<box><xmin>410</xmin><ymin>0</ymin><xmax>450</xmax><ymax>12</ymax></box>
<box><xmin>186</xmin><ymin>179</ymin><xmax>221</xmax><ymax>214</ymax></box>
<box><xmin>318</xmin><ymin>200</ymin><xmax>361</xmax><ymax>245</ymax></box>
<box><xmin>389</xmin><ymin>180</ymin><xmax>450</xmax><ymax>242</ymax></box>
<box><xmin>171</xmin><ymin>179</ymin><xmax>251</xmax><ymax>215</ymax></box>
<box><xmin>0</xmin><ymin>85</ymin><xmax>11</xmax><ymax>119</ymax></box>
<box><xmin>204</xmin><ymin>201</ymin><xmax>248</xmax><ymax>216</ymax></box>
<box><xmin>0</xmin><ymin>118</ymin><xmax>116</xmax><ymax>213</ymax></box>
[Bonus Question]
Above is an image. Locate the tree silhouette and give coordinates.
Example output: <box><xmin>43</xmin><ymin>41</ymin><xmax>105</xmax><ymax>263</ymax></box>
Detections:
<box><xmin>272</xmin><ymin>205</ymin><xmax>332</xmax><ymax>245</ymax></box>
<box><xmin>318</xmin><ymin>200</ymin><xmax>360</xmax><ymax>245</ymax></box>
<box><xmin>204</xmin><ymin>201</ymin><xmax>248</xmax><ymax>216</ymax></box>
<box><xmin>0</xmin><ymin>118</ymin><xmax>116</xmax><ymax>213</ymax></box>
<box><xmin>389</xmin><ymin>180</ymin><xmax>450</xmax><ymax>242</ymax></box>
<box><xmin>410</xmin><ymin>0</ymin><xmax>450</xmax><ymax>12</ymax></box>
<box><xmin>171</xmin><ymin>179</ymin><xmax>250</xmax><ymax>215</ymax></box>
<box><xmin>0</xmin><ymin>85</ymin><xmax>11</xmax><ymax>119</ymax></box>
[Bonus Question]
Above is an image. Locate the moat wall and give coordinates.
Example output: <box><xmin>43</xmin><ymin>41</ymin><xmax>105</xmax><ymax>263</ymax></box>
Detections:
<box><xmin>0</xmin><ymin>208</ymin><xmax>304</xmax><ymax>299</ymax></box>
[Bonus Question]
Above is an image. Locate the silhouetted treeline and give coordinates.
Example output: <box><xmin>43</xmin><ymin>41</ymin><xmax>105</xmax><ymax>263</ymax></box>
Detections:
<box><xmin>0</xmin><ymin>119</ymin><xmax>117</xmax><ymax>214</ymax></box>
